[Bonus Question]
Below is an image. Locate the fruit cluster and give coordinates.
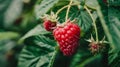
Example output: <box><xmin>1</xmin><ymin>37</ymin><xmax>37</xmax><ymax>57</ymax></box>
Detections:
<box><xmin>42</xmin><ymin>12</ymin><xmax>106</xmax><ymax>56</ymax></box>
<box><xmin>42</xmin><ymin>13</ymin><xmax>81</xmax><ymax>56</ymax></box>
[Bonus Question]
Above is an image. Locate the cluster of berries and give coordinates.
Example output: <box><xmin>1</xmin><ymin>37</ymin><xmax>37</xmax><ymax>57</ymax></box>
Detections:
<box><xmin>42</xmin><ymin>12</ymin><xmax>106</xmax><ymax>56</ymax></box>
<box><xmin>42</xmin><ymin>12</ymin><xmax>80</xmax><ymax>56</ymax></box>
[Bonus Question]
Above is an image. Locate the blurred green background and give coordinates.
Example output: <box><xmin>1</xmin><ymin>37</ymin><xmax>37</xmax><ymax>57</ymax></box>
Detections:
<box><xmin>0</xmin><ymin>0</ymin><xmax>38</xmax><ymax>67</ymax></box>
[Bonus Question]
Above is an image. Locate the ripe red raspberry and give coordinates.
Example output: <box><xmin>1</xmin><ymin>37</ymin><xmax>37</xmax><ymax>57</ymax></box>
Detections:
<box><xmin>43</xmin><ymin>20</ymin><xmax>56</xmax><ymax>31</ymax></box>
<box><xmin>42</xmin><ymin>12</ymin><xmax>58</xmax><ymax>31</ymax></box>
<box><xmin>53</xmin><ymin>21</ymin><xmax>80</xmax><ymax>56</ymax></box>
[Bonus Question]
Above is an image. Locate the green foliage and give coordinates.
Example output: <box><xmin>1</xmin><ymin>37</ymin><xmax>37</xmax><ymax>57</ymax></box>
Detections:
<box><xmin>18</xmin><ymin>35</ymin><xmax>57</xmax><ymax>67</ymax></box>
<box><xmin>108</xmin><ymin>8</ymin><xmax>120</xmax><ymax>51</ymax></box>
<box><xmin>109</xmin><ymin>0</ymin><xmax>120</xmax><ymax>6</ymax></box>
<box><xmin>77</xmin><ymin>10</ymin><xmax>93</xmax><ymax>32</ymax></box>
<box><xmin>19</xmin><ymin>24</ymin><xmax>50</xmax><ymax>43</ymax></box>
<box><xmin>0</xmin><ymin>0</ymin><xmax>23</xmax><ymax>28</ymax></box>
<box><xmin>0</xmin><ymin>40</ymin><xmax>16</xmax><ymax>51</ymax></box>
<box><xmin>18</xmin><ymin>0</ymin><xmax>120</xmax><ymax>67</ymax></box>
<box><xmin>35</xmin><ymin>0</ymin><xmax>59</xmax><ymax>19</ymax></box>
<box><xmin>108</xmin><ymin>7</ymin><xmax>120</xmax><ymax>66</ymax></box>
<box><xmin>77</xmin><ymin>54</ymin><xmax>103</xmax><ymax>67</ymax></box>
<box><xmin>85</xmin><ymin>0</ymin><xmax>99</xmax><ymax>9</ymax></box>
<box><xmin>0</xmin><ymin>32</ymin><xmax>20</xmax><ymax>41</ymax></box>
<box><xmin>0</xmin><ymin>0</ymin><xmax>120</xmax><ymax>67</ymax></box>
<box><xmin>69</xmin><ymin>48</ymin><xmax>92</xmax><ymax>67</ymax></box>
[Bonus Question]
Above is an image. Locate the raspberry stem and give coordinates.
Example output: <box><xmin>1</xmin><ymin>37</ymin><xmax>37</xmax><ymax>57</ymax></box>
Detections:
<box><xmin>48</xmin><ymin>46</ymin><xmax>59</xmax><ymax>67</ymax></box>
<box><xmin>84</xmin><ymin>6</ymin><xmax>99</xmax><ymax>42</ymax></box>
<box><xmin>56</xmin><ymin>5</ymin><xmax>68</xmax><ymax>16</ymax></box>
<box><xmin>65</xmin><ymin>0</ymin><xmax>73</xmax><ymax>22</ymax></box>
<box><xmin>56</xmin><ymin>3</ymin><xmax>80</xmax><ymax>17</ymax></box>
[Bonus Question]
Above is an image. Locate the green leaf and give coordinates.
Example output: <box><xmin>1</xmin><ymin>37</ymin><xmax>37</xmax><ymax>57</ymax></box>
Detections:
<box><xmin>19</xmin><ymin>24</ymin><xmax>50</xmax><ymax>43</ymax></box>
<box><xmin>0</xmin><ymin>32</ymin><xmax>20</xmax><ymax>41</ymax></box>
<box><xmin>0</xmin><ymin>0</ymin><xmax>23</xmax><ymax>28</ymax></box>
<box><xmin>70</xmin><ymin>49</ymin><xmax>91</xmax><ymax>67</ymax></box>
<box><xmin>0</xmin><ymin>40</ymin><xmax>16</xmax><ymax>51</ymax></box>
<box><xmin>92</xmin><ymin>11</ymin><xmax>98</xmax><ymax>21</ymax></box>
<box><xmin>109</xmin><ymin>0</ymin><xmax>120</xmax><ymax>6</ymax></box>
<box><xmin>56</xmin><ymin>6</ymin><xmax>79</xmax><ymax>22</ymax></box>
<box><xmin>77</xmin><ymin>10</ymin><xmax>93</xmax><ymax>32</ymax></box>
<box><xmin>109</xmin><ymin>51</ymin><xmax>120</xmax><ymax>67</ymax></box>
<box><xmin>34</xmin><ymin>0</ymin><xmax>59</xmax><ymax>19</ymax></box>
<box><xmin>18</xmin><ymin>35</ymin><xmax>57</xmax><ymax>67</ymax></box>
<box><xmin>53</xmin><ymin>5</ymin><xmax>92</xmax><ymax>32</ymax></box>
<box><xmin>108</xmin><ymin>8</ymin><xmax>120</xmax><ymax>50</ymax></box>
<box><xmin>108</xmin><ymin>7</ymin><xmax>120</xmax><ymax>20</ymax></box>
<box><xmin>76</xmin><ymin>55</ymin><xmax>102</xmax><ymax>67</ymax></box>
<box><xmin>85</xmin><ymin>0</ymin><xmax>99</xmax><ymax>9</ymax></box>
<box><xmin>96</xmin><ymin>3</ymin><xmax>120</xmax><ymax>66</ymax></box>
<box><xmin>107</xmin><ymin>7</ymin><xmax>120</xmax><ymax>66</ymax></box>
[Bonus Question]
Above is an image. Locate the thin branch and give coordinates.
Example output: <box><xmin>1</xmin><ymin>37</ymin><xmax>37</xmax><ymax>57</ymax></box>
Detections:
<box><xmin>84</xmin><ymin>6</ymin><xmax>98</xmax><ymax>42</ymax></box>
<box><xmin>65</xmin><ymin>0</ymin><xmax>73</xmax><ymax>21</ymax></box>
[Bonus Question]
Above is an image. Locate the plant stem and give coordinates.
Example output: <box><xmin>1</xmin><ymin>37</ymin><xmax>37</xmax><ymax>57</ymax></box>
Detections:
<box><xmin>56</xmin><ymin>5</ymin><xmax>68</xmax><ymax>16</ymax></box>
<box><xmin>84</xmin><ymin>6</ymin><xmax>99</xmax><ymax>42</ymax></box>
<box><xmin>76</xmin><ymin>55</ymin><xmax>100</xmax><ymax>67</ymax></box>
<box><xmin>65</xmin><ymin>0</ymin><xmax>73</xmax><ymax>21</ymax></box>
<box><xmin>96</xmin><ymin>6</ymin><xmax>115</xmax><ymax>50</ymax></box>
<box><xmin>56</xmin><ymin>3</ymin><xmax>80</xmax><ymax>17</ymax></box>
<box><xmin>48</xmin><ymin>46</ymin><xmax>59</xmax><ymax>67</ymax></box>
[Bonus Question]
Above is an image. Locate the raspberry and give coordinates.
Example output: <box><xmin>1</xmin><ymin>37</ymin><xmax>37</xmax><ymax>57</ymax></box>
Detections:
<box><xmin>89</xmin><ymin>42</ymin><xmax>105</xmax><ymax>54</ymax></box>
<box><xmin>53</xmin><ymin>21</ymin><xmax>80</xmax><ymax>56</ymax></box>
<box><xmin>42</xmin><ymin>12</ymin><xmax>58</xmax><ymax>31</ymax></box>
<box><xmin>89</xmin><ymin>42</ymin><xmax>100</xmax><ymax>53</ymax></box>
<box><xmin>87</xmin><ymin>35</ymin><xmax>106</xmax><ymax>54</ymax></box>
<box><xmin>43</xmin><ymin>20</ymin><xmax>56</xmax><ymax>31</ymax></box>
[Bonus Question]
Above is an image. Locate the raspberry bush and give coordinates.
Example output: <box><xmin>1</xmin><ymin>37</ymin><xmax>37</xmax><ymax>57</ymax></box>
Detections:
<box><xmin>18</xmin><ymin>0</ymin><xmax>120</xmax><ymax>67</ymax></box>
<box><xmin>0</xmin><ymin>0</ymin><xmax>120</xmax><ymax>67</ymax></box>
